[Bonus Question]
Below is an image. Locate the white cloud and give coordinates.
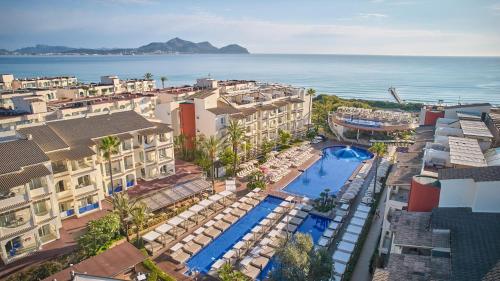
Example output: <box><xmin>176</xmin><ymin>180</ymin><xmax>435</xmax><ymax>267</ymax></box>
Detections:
<box><xmin>358</xmin><ymin>13</ymin><xmax>388</xmax><ymax>18</ymax></box>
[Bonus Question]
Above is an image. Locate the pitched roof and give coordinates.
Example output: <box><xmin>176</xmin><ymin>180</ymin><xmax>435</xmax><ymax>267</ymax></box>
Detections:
<box><xmin>390</xmin><ymin>211</ymin><xmax>433</xmax><ymax>247</ymax></box>
<box><xmin>446</xmin><ymin>103</ymin><xmax>491</xmax><ymax>109</ymax></box>
<box><xmin>46</xmin><ymin>111</ymin><xmax>154</xmax><ymax>146</ymax></box>
<box><xmin>206</xmin><ymin>103</ymin><xmax>240</xmax><ymax>115</ymax></box>
<box><xmin>18</xmin><ymin>125</ymin><xmax>69</xmax><ymax>152</ymax></box>
<box><xmin>459</xmin><ymin>120</ymin><xmax>493</xmax><ymax>138</ymax></box>
<box><xmin>448</xmin><ymin>137</ymin><xmax>487</xmax><ymax>167</ymax></box>
<box><xmin>0</xmin><ymin>164</ymin><xmax>51</xmax><ymax>191</ymax></box>
<box><xmin>383</xmin><ymin>253</ymin><xmax>451</xmax><ymax>281</ymax></box>
<box><xmin>431</xmin><ymin>208</ymin><xmax>500</xmax><ymax>281</ymax></box>
<box><xmin>47</xmin><ymin>146</ymin><xmax>96</xmax><ymax>161</ymax></box>
<box><xmin>438</xmin><ymin>166</ymin><xmax>500</xmax><ymax>182</ymax></box>
<box><xmin>42</xmin><ymin>242</ymin><xmax>146</xmax><ymax>281</ymax></box>
<box><xmin>0</xmin><ymin>139</ymin><xmax>49</xmax><ymax>175</ymax></box>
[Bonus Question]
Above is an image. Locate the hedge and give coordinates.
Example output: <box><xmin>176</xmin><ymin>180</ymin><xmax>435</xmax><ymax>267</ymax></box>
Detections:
<box><xmin>142</xmin><ymin>259</ymin><xmax>176</xmax><ymax>281</ymax></box>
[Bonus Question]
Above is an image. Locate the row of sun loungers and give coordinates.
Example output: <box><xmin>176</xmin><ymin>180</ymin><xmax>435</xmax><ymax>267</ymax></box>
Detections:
<box><xmin>209</xmin><ymin>200</ymin><xmax>313</xmax><ymax>280</ymax></box>
<box><xmin>169</xmin><ymin>190</ymin><xmax>266</xmax><ymax>264</ymax></box>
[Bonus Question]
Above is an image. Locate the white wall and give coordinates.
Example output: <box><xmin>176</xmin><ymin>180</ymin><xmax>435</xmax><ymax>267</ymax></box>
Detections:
<box><xmin>444</xmin><ymin>105</ymin><xmax>491</xmax><ymax>119</ymax></box>
<box><xmin>439</xmin><ymin>179</ymin><xmax>476</xmax><ymax>208</ymax></box>
<box><xmin>472</xmin><ymin>181</ymin><xmax>500</xmax><ymax>213</ymax></box>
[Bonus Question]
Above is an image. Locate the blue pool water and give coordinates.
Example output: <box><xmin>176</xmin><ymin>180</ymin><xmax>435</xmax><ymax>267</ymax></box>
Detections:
<box><xmin>186</xmin><ymin>196</ymin><xmax>283</xmax><ymax>274</ymax></box>
<box><xmin>344</xmin><ymin>118</ymin><xmax>382</xmax><ymax>128</ymax></box>
<box><xmin>258</xmin><ymin>214</ymin><xmax>332</xmax><ymax>280</ymax></box>
<box><xmin>283</xmin><ymin>146</ymin><xmax>372</xmax><ymax>198</ymax></box>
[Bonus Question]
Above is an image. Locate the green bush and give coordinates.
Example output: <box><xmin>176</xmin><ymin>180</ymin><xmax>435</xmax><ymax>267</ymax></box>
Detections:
<box><xmin>147</xmin><ymin>271</ymin><xmax>158</xmax><ymax>281</ymax></box>
<box><xmin>143</xmin><ymin>259</ymin><xmax>176</xmax><ymax>281</ymax></box>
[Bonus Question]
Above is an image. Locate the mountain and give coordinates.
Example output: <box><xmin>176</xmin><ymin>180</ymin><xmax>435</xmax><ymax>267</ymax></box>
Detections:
<box><xmin>6</xmin><ymin>38</ymin><xmax>249</xmax><ymax>55</ymax></box>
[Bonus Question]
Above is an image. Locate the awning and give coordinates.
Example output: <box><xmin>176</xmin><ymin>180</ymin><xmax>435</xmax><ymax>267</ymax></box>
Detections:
<box><xmin>209</xmin><ymin>194</ymin><xmax>223</xmax><ymax>202</ymax></box>
<box><xmin>189</xmin><ymin>204</ymin><xmax>204</xmax><ymax>213</ymax></box>
<box><xmin>167</xmin><ymin>216</ymin><xmax>185</xmax><ymax>227</ymax></box>
<box><xmin>142</xmin><ymin>231</ymin><xmax>161</xmax><ymax>242</ymax></box>
<box><xmin>220</xmin><ymin>190</ymin><xmax>234</xmax><ymax>197</ymax></box>
<box><xmin>155</xmin><ymin>224</ymin><xmax>173</xmax><ymax>234</ymax></box>
<box><xmin>179</xmin><ymin>210</ymin><xmax>195</xmax><ymax>220</ymax></box>
<box><xmin>199</xmin><ymin>199</ymin><xmax>214</xmax><ymax>207</ymax></box>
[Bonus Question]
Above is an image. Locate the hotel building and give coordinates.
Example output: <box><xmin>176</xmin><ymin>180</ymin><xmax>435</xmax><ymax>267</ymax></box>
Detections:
<box><xmin>0</xmin><ymin>110</ymin><xmax>174</xmax><ymax>264</ymax></box>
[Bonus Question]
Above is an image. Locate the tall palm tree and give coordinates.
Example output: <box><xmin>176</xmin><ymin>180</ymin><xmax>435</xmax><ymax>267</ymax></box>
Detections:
<box><xmin>160</xmin><ymin>76</ymin><xmax>168</xmax><ymax>89</ymax></box>
<box><xmin>100</xmin><ymin>136</ymin><xmax>121</xmax><ymax>197</ymax></box>
<box><xmin>112</xmin><ymin>192</ymin><xmax>136</xmax><ymax>242</ymax></box>
<box><xmin>144</xmin><ymin>73</ymin><xmax>153</xmax><ymax>80</ymax></box>
<box><xmin>306</xmin><ymin>88</ymin><xmax>316</xmax><ymax>128</ymax></box>
<box><xmin>130</xmin><ymin>202</ymin><xmax>148</xmax><ymax>247</ymax></box>
<box><xmin>202</xmin><ymin>136</ymin><xmax>222</xmax><ymax>193</ymax></box>
<box><xmin>369</xmin><ymin>142</ymin><xmax>388</xmax><ymax>196</ymax></box>
<box><xmin>227</xmin><ymin>120</ymin><xmax>244</xmax><ymax>177</ymax></box>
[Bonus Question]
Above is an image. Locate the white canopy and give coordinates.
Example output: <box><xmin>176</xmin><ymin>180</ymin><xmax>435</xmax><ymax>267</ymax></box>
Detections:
<box><xmin>334</xmin><ymin>262</ymin><xmax>347</xmax><ymax>275</ymax></box>
<box><xmin>251</xmin><ymin>225</ymin><xmax>263</xmax><ymax>233</ymax></box>
<box><xmin>347</xmin><ymin>225</ymin><xmax>362</xmax><ymax>235</ymax></box>
<box><xmin>342</xmin><ymin>233</ymin><xmax>359</xmax><ymax>244</ymax></box>
<box><xmin>230</xmin><ymin>202</ymin><xmax>241</xmax><ymax>208</ymax></box>
<box><xmin>354</xmin><ymin>211</ymin><xmax>368</xmax><ymax>219</ymax></box>
<box><xmin>332</xmin><ymin>250</ymin><xmax>351</xmax><ymax>264</ymax></box>
<box><xmin>342</xmin><ymin>193</ymin><xmax>355</xmax><ymax>200</ymax></box>
<box><xmin>323</xmin><ymin>229</ymin><xmax>335</xmax><ymax>238</ymax></box>
<box><xmin>338</xmin><ymin>241</ymin><xmax>355</xmax><ymax>253</ymax></box>
<box><xmin>142</xmin><ymin>231</ymin><xmax>161</xmax><ymax>242</ymax></box>
<box><xmin>167</xmin><ymin>216</ymin><xmax>185</xmax><ymax>227</ymax></box>
<box><xmin>209</xmin><ymin>194</ymin><xmax>223</xmax><ymax>202</ymax></box>
<box><xmin>357</xmin><ymin>205</ymin><xmax>371</xmax><ymax>213</ymax></box>
<box><xmin>279</xmin><ymin>201</ymin><xmax>292</xmax><ymax>208</ymax></box>
<box><xmin>253</xmin><ymin>188</ymin><xmax>262</xmax><ymax>192</ymax></box>
<box><xmin>285</xmin><ymin>196</ymin><xmax>295</xmax><ymax>202</ymax></box>
<box><xmin>220</xmin><ymin>190</ymin><xmax>233</xmax><ymax>197</ymax></box>
<box><xmin>179</xmin><ymin>210</ymin><xmax>196</xmax><ymax>220</ymax></box>
<box><xmin>198</xmin><ymin>199</ymin><xmax>214</xmax><ymax>207</ymax></box>
<box><xmin>155</xmin><ymin>223</ymin><xmax>173</xmax><ymax>234</ymax></box>
<box><xmin>189</xmin><ymin>204</ymin><xmax>205</xmax><ymax>213</ymax></box>
<box><xmin>351</xmin><ymin>217</ymin><xmax>366</xmax><ymax>227</ymax></box>
<box><xmin>182</xmin><ymin>234</ymin><xmax>195</xmax><ymax>243</ymax></box>
<box><xmin>328</xmin><ymin>222</ymin><xmax>340</xmax><ymax>230</ymax></box>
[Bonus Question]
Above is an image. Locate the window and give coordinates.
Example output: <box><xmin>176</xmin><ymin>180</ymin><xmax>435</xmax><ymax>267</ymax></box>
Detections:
<box><xmin>29</xmin><ymin>177</ymin><xmax>46</xmax><ymax>190</ymax></box>
<box><xmin>38</xmin><ymin>224</ymin><xmax>51</xmax><ymax>237</ymax></box>
<box><xmin>160</xmin><ymin>165</ymin><xmax>168</xmax><ymax>175</ymax></box>
<box><xmin>33</xmin><ymin>200</ymin><xmax>48</xmax><ymax>215</ymax></box>
<box><xmin>76</xmin><ymin>175</ymin><xmax>91</xmax><ymax>188</ymax></box>
<box><xmin>56</xmin><ymin>181</ymin><xmax>65</xmax><ymax>193</ymax></box>
<box><xmin>79</xmin><ymin>196</ymin><xmax>93</xmax><ymax>207</ymax></box>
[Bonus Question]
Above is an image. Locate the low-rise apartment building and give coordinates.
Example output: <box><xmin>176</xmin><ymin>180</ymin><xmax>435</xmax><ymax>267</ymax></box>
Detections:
<box><xmin>0</xmin><ymin>139</ymin><xmax>61</xmax><ymax>264</ymax></box>
<box><xmin>0</xmin><ymin>111</ymin><xmax>174</xmax><ymax>264</ymax></box>
<box><xmin>0</xmin><ymin>74</ymin><xmax>78</xmax><ymax>90</ymax></box>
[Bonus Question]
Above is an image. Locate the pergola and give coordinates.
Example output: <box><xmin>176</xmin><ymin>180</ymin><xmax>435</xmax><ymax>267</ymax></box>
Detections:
<box><xmin>142</xmin><ymin>231</ymin><xmax>162</xmax><ymax>254</ymax></box>
<box><xmin>154</xmin><ymin>223</ymin><xmax>174</xmax><ymax>244</ymax></box>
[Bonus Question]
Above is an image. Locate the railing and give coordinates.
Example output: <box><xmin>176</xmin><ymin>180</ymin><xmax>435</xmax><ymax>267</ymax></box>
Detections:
<box><xmin>124</xmin><ymin>163</ymin><xmax>134</xmax><ymax>170</ymax></box>
<box><xmin>108</xmin><ymin>185</ymin><xmax>123</xmax><ymax>195</ymax></box>
<box><xmin>78</xmin><ymin>202</ymin><xmax>99</xmax><ymax>214</ymax></box>
<box><xmin>0</xmin><ymin>192</ymin><xmax>28</xmax><ymax>208</ymax></box>
<box><xmin>7</xmin><ymin>244</ymin><xmax>38</xmax><ymax>259</ymax></box>
<box><xmin>126</xmin><ymin>180</ymin><xmax>135</xmax><ymax>187</ymax></box>
<box><xmin>74</xmin><ymin>184</ymin><xmax>96</xmax><ymax>195</ymax></box>
<box><xmin>0</xmin><ymin>216</ymin><xmax>32</xmax><ymax>237</ymax></box>
<box><xmin>52</xmin><ymin>164</ymin><xmax>68</xmax><ymax>174</ymax></box>
<box><xmin>29</xmin><ymin>186</ymin><xmax>50</xmax><ymax>197</ymax></box>
<box><xmin>60</xmin><ymin>209</ymin><xmax>75</xmax><ymax>219</ymax></box>
<box><xmin>34</xmin><ymin>210</ymin><xmax>52</xmax><ymax>222</ymax></box>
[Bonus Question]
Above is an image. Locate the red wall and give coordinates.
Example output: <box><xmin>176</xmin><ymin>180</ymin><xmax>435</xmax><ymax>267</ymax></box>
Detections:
<box><xmin>179</xmin><ymin>102</ymin><xmax>196</xmax><ymax>149</ymax></box>
<box><xmin>424</xmin><ymin>110</ymin><xmax>445</xmax><ymax>126</ymax></box>
<box><xmin>407</xmin><ymin>178</ymin><xmax>440</xmax><ymax>212</ymax></box>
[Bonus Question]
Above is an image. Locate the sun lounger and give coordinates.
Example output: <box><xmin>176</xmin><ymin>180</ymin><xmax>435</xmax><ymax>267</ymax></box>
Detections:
<box><xmin>269</xmin><ymin>237</ymin><xmax>283</xmax><ymax>248</ymax></box>
<box><xmin>204</xmin><ymin>226</ymin><xmax>222</xmax><ymax>238</ymax></box>
<box><xmin>169</xmin><ymin>242</ymin><xmax>184</xmax><ymax>253</ymax></box>
<box><xmin>241</xmin><ymin>264</ymin><xmax>261</xmax><ymax>279</ymax></box>
<box><xmin>242</xmin><ymin>233</ymin><xmax>254</xmax><ymax>242</ymax></box>
<box><xmin>222</xmin><ymin>214</ymin><xmax>238</xmax><ymax>224</ymax></box>
<box><xmin>245</xmin><ymin>198</ymin><xmax>259</xmax><ymax>206</ymax></box>
<box><xmin>259</xmin><ymin>218</ymin><xmax>272</xmax><ymax>228</ymax></box>
<box><xmin>214</xmin><ymin>213</ymin><xmax>225</xmax><ymax>220</ymax></box>
<box><xmin>238</xmin><ymin>203</ymin><xmax>253</xmax><ymax>212</ymax></box>
<box><xmin>170</xmin><ymin>248</ymin><xmax>190</xmax><ymax>264</ymax></box>
<box><xmin>211</xmin><ymin>259</ymin><xmax>226</xmax><ymax>271</ymax></box>
<box><xmin>318</xmin><ymin>237</ymin><xmax>329</xmax><ymax>247</ymax></box>
<box><xmin>223</xmin><ymin>208</ymin><xmax>233</xmax><ymax>214</ymax></box>
<box><xmin>289</xmin><ymin>209</ymin><xmax>307</xmax><ymax>219</ymax></box>
<box><xmin>182</xmin><ymin>234</ymin><xmax>195</xmax><ymax>243</ymax></box>
<box><xmin>193</xmin><ymin>234</ymin><xmax>212</xmax><ymax>246</ymax></box>
<box><xmin>183</xmin><ymin>241</ymin><xmax>202</xmax><ymax>255</ymax></box>
<box><xmin>231</xmin><ymin>208</ymin><xmax>246</xmax><ymax>217</ymax></box>
<box><xmin>282</xmin><ymin>215</ymin><xmax>302</xmax><ymax>225</ymax></box>
<box><xmin>323</xmin><ymin>229</ymin><xmax>335</xmax><ymax>238</ymax></box>
<box><xmin>251</xmin><ymin>255</ymin><xmax>270</xmax><ymax>269</ymax></box>
<box><xmin>266</xmin><ymin>212</ymin><xmax>279</xmax><ymax>221</ymax></box>
<box><xmin>213</xmin><ymin>220</ymin><xmax>230</xmax><ymax>231</ymax></box>
<box><xmin>260</xmin><ymin>245</ymin><xmax>276</xmax><ymax>258</ymax></box>
<box><xmin>223</xmin><ymin>249</ymin><xmax>237</xmax><ymax>264</ymax></box>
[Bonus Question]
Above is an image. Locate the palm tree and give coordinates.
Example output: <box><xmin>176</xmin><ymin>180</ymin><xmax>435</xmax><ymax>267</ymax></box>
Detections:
<box><xmin>144</xmin><ymin>73</ymin><xmax>153</xmax><ymax>80</ymax></box>
<box><xmin>226</xmin><ymin>120</ymin><xmax>244</xmax><ymax>177</ymax></box>
<box><xmin>130</xmin><ymin>203</ymin><xmax>148</xmax><ymax>247</ymax></box>
<box><xmin>202</xmin><ymin>136</ymin><xmax>222</xmax><ymax>193</ymax></box>
<box><xmin>369</xmin><ymin>142</ymin><xmax>388</xmax><ymax>196</ymax></box>
<box><xmin>306</xmin><ymin>88</ymin><xmax>316</xmax><ymax>128</ymax></box>
<box><xmin>173</xmin><ymin>134</ymin><xmax>187</xmax><ymax>159</ymax></box>
<box><xmin>100</xmin><ymin>136</ymin><xmax>121</xmax><ymax>197</ymax></box>
<box><xmin>112</xmin><ymin>192</ymin><xmax>136</xmax><ymax>242</ymax></box>
<box><xmin>160</xmin><ymin>76</ymin><xmax>168</xmax><ymax>89</ymax></box>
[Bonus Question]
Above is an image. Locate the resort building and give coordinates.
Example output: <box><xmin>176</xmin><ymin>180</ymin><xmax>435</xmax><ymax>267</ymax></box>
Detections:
<box><xmin>329</xmin><ymin>106</ymin><xmax>417</xmax><ymax>143</ymax></box>
<box><xmin>0</xmin><ymin>139</ymin><xmax>61</xmax><ymax>264</ymax></box>
<box><xmin>0</xmin><ymin>111</ymin><xmax>174</xmax><ymax>264</ymax></box>
<box><xmin>170</xmin><ymin>78</ymin><xmax>311</xmax><ymax>154</ymax></box>
<box><xmin>0</xmin><ymin>74</ymin><xmax>78</xmax><ymax>90</ymax></box>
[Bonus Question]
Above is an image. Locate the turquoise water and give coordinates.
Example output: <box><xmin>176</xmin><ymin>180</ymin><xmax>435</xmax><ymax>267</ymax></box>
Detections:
<box><xmin>186</xmin><ymin>196</ymin><xmax>283</xmax><ymax>274</ymax></box>
<box><xmin>1</xmin><ymin>54</ymin><xmax>499</xmax><ymax>105</ymax></box>
<box><xmin>283</xmin><ymin>146</ymin><xmax>373</xmax><ymax>199</ymax></box>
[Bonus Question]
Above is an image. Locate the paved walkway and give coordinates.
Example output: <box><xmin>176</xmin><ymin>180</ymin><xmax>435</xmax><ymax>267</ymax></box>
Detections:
<box><xmin>350</xmin><ymin>183</ymin><xmax>388</xmax><ymax>281</ymax></box>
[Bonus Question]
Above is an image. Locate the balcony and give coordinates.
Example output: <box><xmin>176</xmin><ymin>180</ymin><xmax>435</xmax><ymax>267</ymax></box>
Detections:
<box><xmin>51</xmin><ymin>163</ymin><xmax>68</xmax><ymax>175</ymax></box>
<box><xmin>60</xmin><ymin>209</ymin><xmax>75</xmax><ymax>219</ymax></box>
<box><xmin>29</xmin><ymin>186</ymin><xmax>50</xmax><ymax>198</ymax></box>
<box><xmin>6</xmin><ymin>243</ymin><xmax>38</xmax><ymax>262</ymax></box>
<box><xmin>0</xmin><ymin>192</ymin><xmax>28</xmax><ymax>209</ymax></box>
<box><xmin>40</xmin><ymin>232</ymin><xmax>58</xmax><ymax>244</ymax></box>
<box><xmin>158</xmin><ymin>155</ymin><xmax>173</xmax><ymax>163</ymax></box>
<box><xmin>389</xmin><ymin>189</ymin><xmax>409</xmax><ymax>204</ymax></box>
<box><xmin>0</xmin><ymin>216</ymin><xmax>33</xmax><ymax>237</ymax></box>
<box><xmin>34</xmin><ymin>209</ymin><xmax>52</xmax><ymax>223</ymax></box>
<box><xmin>124</xmin><ymin>162</ymin><xmax>134</xmax><ymax>170</ymax></box>
<box><xmin>74</xmin><ymin>184</ymin><xmax>96</xmax><ymax>196</ymax></box>
<box><xmin>107</xmin><ymin>185</ymin><xmax>123</xmax><ymax>195</ymax></box>
<box><xmin>78</xmin><ymin>202</ymin><xmax>99</xmax><ymax>214</ymax></box>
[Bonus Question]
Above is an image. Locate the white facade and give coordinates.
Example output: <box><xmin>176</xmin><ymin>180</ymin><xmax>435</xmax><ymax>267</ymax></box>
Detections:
<box><xmin>439</xmin><ymin>178</ymin><xmax>500</xmax><ymax>213</ymax></box>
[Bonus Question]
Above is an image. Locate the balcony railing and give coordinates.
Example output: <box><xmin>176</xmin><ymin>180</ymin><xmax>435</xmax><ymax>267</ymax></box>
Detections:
<box><xmin>78</xmin><ymin>202</ymin><xmax>99</xmax><ymax>214</ymax></box>
<box><xmin>124</xmin><ymin>162</ymin><xmax>134</xmax><ymax>170</ymax></box>
<box><xmin>0</xmin><ymin>192</ymin><xmax>28</xmax><ymax>208</ymax></box>
<box><xmin>60</xmin><ymin>209</ymin><xmax>75</xmax><ymax>219</ymax></box>
<box><xmin>74</xmin><ymin>184</ymin><xmax>96</xmax><ymax>195</ymax></box>
<box><xmin>107</xmin><ymin>185</ymin><xmax>123</xmax><ymax>195</ymax></box>
<box><xmin>52</xmin><ymin>164</ymin><xmax>68</xmax><ymax>174</ymax></box>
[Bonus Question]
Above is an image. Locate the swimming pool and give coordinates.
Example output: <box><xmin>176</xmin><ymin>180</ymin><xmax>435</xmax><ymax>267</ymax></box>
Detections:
<box><xmin>283</xmin><ymin>146</ymin><xmax>372</xmax><ymax>198</ymax></box>
<box><xmin>186</xmin><ymin>196</ymin><xmax>284</xmax><ymax>274</ymax></box>
<box><xmin>258</xmin><ymin>214</ymin><xmax>332</xmax><ymax>280</ymax></box>
<box><xmin>344</xmin><ymin>118</ymin><xmax>382</xmax><ymax>128</ymax></box>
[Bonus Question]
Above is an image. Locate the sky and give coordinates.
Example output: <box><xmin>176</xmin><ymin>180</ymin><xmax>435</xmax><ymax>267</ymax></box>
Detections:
<box><xmin>1</xmin><ymin>0</ymin><xmax>500</xmax><ymax>56</ymax></box>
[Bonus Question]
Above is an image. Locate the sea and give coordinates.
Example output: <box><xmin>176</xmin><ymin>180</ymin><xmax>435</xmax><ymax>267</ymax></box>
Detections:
<box><xmin>1</xmin><ymin>54</ymin><xmax>499</xmax><ymax>105</ymax></box>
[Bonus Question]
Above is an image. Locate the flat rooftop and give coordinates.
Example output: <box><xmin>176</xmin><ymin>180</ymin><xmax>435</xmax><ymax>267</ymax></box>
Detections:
<box><xmin>459</xmin><ymin>119</ymin><xmax>493</xmax><ymax>138</ymax></box>
<box><xmin>448</xmin><ymin>136</ymin><xmax>487</xmax><ymax>167</ymax></box>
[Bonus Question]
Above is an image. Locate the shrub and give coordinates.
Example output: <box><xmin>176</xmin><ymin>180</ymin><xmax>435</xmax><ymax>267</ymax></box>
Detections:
<box><xmin>143</xmin><ymin>259</ymin><xmax>176</xmax><ymax>281</ymax></box>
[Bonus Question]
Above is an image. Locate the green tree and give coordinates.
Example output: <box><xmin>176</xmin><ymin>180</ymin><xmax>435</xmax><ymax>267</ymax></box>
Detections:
<box><xmin>306</xmin><ymin>88</ymin><xmax>316</xmax><ymax>128</ymax></box>
<box><xmin>227</xmin><ymin>120</ymin><xmax>245</xmax><ymax>177</ymax></box>
<box><xmin>261</xmin><ymin>138</ymin><xmax>275</xmax><ymax>161</ymax></box>
<box><xmin>78</xmin><ymin>213</ymin><xmax>121</xmax><ymax>256</ymax></box>
<box><xmin>100</xmin><ymin>136</ymin><xmax>121</xmax><ymax>197</ymax></box>
<box><xmin>278</xmin><ymin>129</ymin><xmax>292</xmax><ymax>148</ymax></box>
<box><xmin>218</xmin><ymin>263</ymin><xmax>250</xmax><ymax>281</ymax></box>
<box><xmin>173</xmin><ymin>133</ymin><xmax>187</xmax><ymax>159</ymax></box>
<box><xmin>112</xmin><ymin>192</ymin><xmax>136</xmax><ymax>242</ymax></box>
<box><xmin>247</xmin><ymin>170</ymin><xmax>266</xmax><ymax>190</ymax></box>
<box><xmin>242</xmin><ymin>140</ymin><xmax>253</xmax><ymax>161</ymax></box>
<box><xmin>202</xmin><ymin>136</ymin><xmax>222</xmax><ymax>192</ymax></box>
<box><xmin>144</xmin><ymin>72</ymin><xmax>154</xmax><ymax>80</ymax></box>
<box><xmin>271</xmin><ymin>233</ymin><xmax>332</xmax><ymax>281</ymax></box>
<box><xmin>369</xmin><ymin>142</ymin><xmax>388</xmax><ymax>195</ymax></box>
<box><xmin>130</xmin><ymin>202</ymin><xmax>149</xmax><ymax>247</ymax></box>
<box><xmin>160</xmin><ymin>76</ymin><xmax>168</xmax><ymax>88</ymax></box>
<box><xmin>219</xmin><ymin>146</ymin><xmax>238</xmax><ymax>176</ymax></box>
